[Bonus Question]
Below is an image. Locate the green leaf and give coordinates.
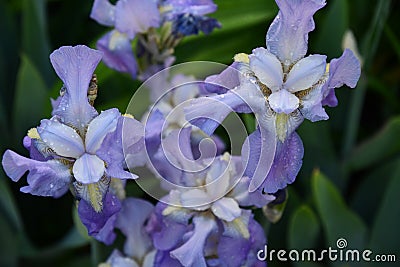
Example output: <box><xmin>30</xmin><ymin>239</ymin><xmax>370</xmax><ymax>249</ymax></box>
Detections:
<box><xmin>213</xmin><ymin>0</ymin><xmax>277</xmax><ymax>32</ymax></box>
<box><xmin>288</xmin><ymin>205</ymin><xmax>320</xmax><ymax>250</ymax></box>
<box><xmin>312</xmin><ymin>171</ymin><xmax>367</xmax><ymax>253</ymax></box>
<box><xmin>346</xmin><ymin>116</ymin><xmax>400</xmax><ymax>171</ymax></box>
<box><xmin>0</xmin><ymin>214</ymin><xmax>18</xmax><ymax>267</ymax></box>
<box><xmin>369</xmin><ymin>159</ymin><xmax>400</xmax><ymax>264</ymax></box>
<box><xmin>0</xmin><ymin>175</ymin><xmax>23</xmax><ymax>233</ymax></box>
<box><xmin>12</xmin><ymin>54</ymin><xmax>49</xmax><ymax>144</ymax></box>
<box><xmin>21</xmin><ymin>0</ymin><xmax>53</xmax><ymax>87</ymax></box>
<box><xmin>350</xmin><ymin>158</ymin><xmax>397</xmax><ymax>226</ymax></box>
<box><xmin>314</xmin><ymin>0</ymin><xmax>349</xmax><ymax>57</ymax></box>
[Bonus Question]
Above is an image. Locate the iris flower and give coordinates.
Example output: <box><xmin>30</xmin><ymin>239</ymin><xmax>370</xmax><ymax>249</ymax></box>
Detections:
<box><xmin>2</xmin><ymin>45</ymin><xmax>144</xmax><ymax>244</ymax></box>
<box><xmin>185</xmin><ymin>0</ymin><xmax>361</xmax><ymax>194</ymax></box>
<box><xmin>146</xmin><ymin>128</ymin><xmax>273</xmax><ymax>266</ymax></box>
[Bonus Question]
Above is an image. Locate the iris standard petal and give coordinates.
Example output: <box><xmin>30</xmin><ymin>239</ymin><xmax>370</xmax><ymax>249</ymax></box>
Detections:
<box><xmin>38</xmin><ymin>119</ymin><xmax>84</xmax><ymax>158</ymax></box>
<box><xmin>90</xmin><ymin>0</ymin><xmax>116</xmax><ymax>27</ymax></box>
<box><xmin>211</xmin><ymin>197</ymin><xmax>241</xmax><ymax>222</ymax></box>
<box><xmin>73</xmin><ymin>153</ymin><xmax>105</xmax><ymax>184</ymax></box>
<box><xmin>284</xmin><ymin>54</ymin><xmax>327</xmax><ymax>93</ymax></box>
<box><xmin>96</xmin><ymin>30</ymin><xmax>138</xmax><ymax>79</ymax></box>
<box><xmin>249</xmin><ymin>47</ymin><xmax>283</xmax><ymax>92</ymax></box>
<box><xmin>170</xmin><ymin>216</ymin><xmax>216</xmax><ymax>267</ymax></box>
<box><xmin>50</xmin><ymin>45</ymin><xmax>101</xmax><ymax>132</ymax></box>
<box><xmin>266</xmin><ymin>0</ymin><xmax>326</xmax><ymax>66</ymax></box>
<box><xmin>85</xmin><ymin>108</ymin><xmax>120</xmax><ymax>154</ymax></box>
<box><xmin>116</xmin><ymin>198</ymin><xmax>154</xmax><ymax>260</ymax></box>
<box><xmin>2</xmin><ymin>150</ymin><xmax>71</xmax><ymax>198</ymax></box>
<box><xmin>268</xmin><ymin>89</ymin><xmax>300</xmax><ymax>114</ymax></box>
<box><xmin>115</xmin><ymin>0</ymin><xmax>160</xmax><ymax>39</ymax></box>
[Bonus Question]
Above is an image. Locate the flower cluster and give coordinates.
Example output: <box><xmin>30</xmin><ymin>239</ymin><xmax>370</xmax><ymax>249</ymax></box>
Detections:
<box><xmin>1</xmin><ymin>0</ymin><xmax>361</xmax><ymax>266</ymax></box>
<box><xmin>90</xmin><ymin>0</ymin><xmax>220</xmax><ymax>80</ymax></box>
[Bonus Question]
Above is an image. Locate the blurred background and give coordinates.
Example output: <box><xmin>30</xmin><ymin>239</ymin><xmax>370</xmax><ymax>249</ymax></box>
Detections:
<box><xmin>0</xmin><ymin>0</ymin><xmax>399</xmax><ymax>266</ymax></box>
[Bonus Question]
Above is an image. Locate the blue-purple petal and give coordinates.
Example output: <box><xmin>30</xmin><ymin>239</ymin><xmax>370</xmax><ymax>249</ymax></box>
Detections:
<box><xmin>96</xmin><ymin>31</ymin><xmax>138</xmax><ymax>79</ymax></box>
<box><xmin>50</xmin><ymin>45</ymin><xmax>100</xmax><ymax>132</ymax></box>
<box><xmin>201</xmin><ymin>62</ymin><xmax>241</xmax><ymax>95</ymax></box>
<box><xmin>90</xmin><ymin>0</ymin><xmax>116</xmax><ymax>27</ymax></box>
<box><xmin>266</xmin><ymin>0</ymin><xmax>326</xmax><ymax>66</ymax></box>
<box><xmin>38</xmin><ymin>119</ymin><xmax>85</xmax><ymax>158</ymax></box>
<box><xmin>261</xmin><ymin>132</ymin><xmax>304</xmax><ymax>193</ymax></box>
<box><xmin>85</xmin><ymin>108</ymin><xmax>120</xmax><ymax>154</ymax></box>
<box><xmin>322</xmin><ymin>49</ymin><xmax>361</xmax><ymax>106</ymax></box>
<box><xmin>2</xmin><ymin>150</ymin><xmax>71</xmax><ymax>197</ymax></box>
<box><xmin>78</xmin><ymin>192</ymin><xmax>121</xmax><ymax>240</ymax></box>
<box><xmin>170</xmin><ymin>215</ymin><xmax>216</xmax><ymax>267</ymax></box>
<box><xmin>242</xmin><ymin>125</ymin><xmax>277</xmax><ymax>193</ymax></box>
<box><xmin>185</xmin><ymin>91</ymin><xmax>249</xmax><ymax>136</ymax></box>
<box><xmin>73</xmin><ymin>153</ymin><xmax>105</xmax><ymax>184</ymax></box>
<box><xmin>116</xmin><ymin>198</ymin><xmax>154</xmax><ymax>260</ymax></box>
<box><xmin>115</xmin><ymin>0</ymin><xmax>160</xmax><ymax>39</ymax></box>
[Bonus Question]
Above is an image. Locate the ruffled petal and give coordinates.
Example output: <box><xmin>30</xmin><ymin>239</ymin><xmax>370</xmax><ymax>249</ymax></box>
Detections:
<box><xmin>37</xmin><ymin>119</ymin><xmax>84</xmax><ymax>158</ymax></box>
<box><xmin>73</xmin><ymin>153</ymin><xmax>105</xmax><ymax>184</ymax></box>
<box><xmin>211</xmin><ymin>197</ymin><xmax>241</xmax><ymax>222</ymax></box>
<box><xmin>50</xmin><ymin>45</ymin><xmax>100</xmax><ymax>132</ymax></box>
<box><xmin>266</xmin><ymin>0</ymin><xmax>326</xmax><ymax>66</ymax></box>
<box><xmin>268</xmin><ymin>89</ymin><xmax>300</xmax><ymax>114</ymax></box>
<box><xmin>261</xmin><ymin>132</ymin><xmax>304</xmax><ymax>193</ymax></box>
<box><xmin>85</xmin><ymin>108</ymin><xmax>120</xmax><ymax>154</ymax></box>
<box><xmin>170</xmin><ymin>216</ymin><xmax>216</xmax><ymax>267</ymax></box>
<box><xmin>96</xmin><ymin>30</ymin><xmax>138</xmax><ymax>79</ymax></box>
<box><xmin>322</xmin><ymin>49</ymin><xmax>361</xmax><ymax>106</ymax></box>
<box><xmin>116</xmin><ymin>198</ymin><xmax>154</xmax><ymax>260</ymax></box>
<box><xmin>249</xmin><ymin>47</ymin><xmax>283</xmax><ymax>92</ymax></box>
<box><xmin>327</xmin><ymin>49</ymin><xmax>361</xmax><ymax>89</ymax></box>
<box><xmin>2</xmin><ymin>150</ymin><xmax>71</xmax><ymax>198</ymax></box>
<box><xmin>284</xmin><ymin>54</ymin><xmax>327</xmax><ymax>93</ymax></box>
<box><xmin>90</xmin><ymin>0</ymin><xmax>116</xmax><ymax>27</ymax></box>
<box><xmin>115</xmin><ymin>0</ymin><xmax>160</xmax><ymax>39</ymax></box>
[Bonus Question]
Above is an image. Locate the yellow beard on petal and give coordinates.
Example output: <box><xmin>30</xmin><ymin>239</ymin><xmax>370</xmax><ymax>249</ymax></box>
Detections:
<box><xmin>27</xmin><ymin>128</ymin><xmax>40</xmax><ymax>139</ymax></box>
<box><xmin>232</xmin><ymin>217</ymin><xmax>250</xmax><ymax>239</ymax></box>
<box><xmin>87</xmin><ymin>183</ymin><xmax>103</xmax><ymax>213</ymax></box>
<box><xmin>276</xmin><ymin>113</ymin><xmax>290</xmax><ymax>143</ymax></box>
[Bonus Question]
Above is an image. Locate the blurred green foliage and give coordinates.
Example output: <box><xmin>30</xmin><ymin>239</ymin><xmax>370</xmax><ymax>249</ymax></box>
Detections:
<box><xmin>0</xmin><ymin>0</ymin><xmax>399</xmax><ymax>266</ymax></box>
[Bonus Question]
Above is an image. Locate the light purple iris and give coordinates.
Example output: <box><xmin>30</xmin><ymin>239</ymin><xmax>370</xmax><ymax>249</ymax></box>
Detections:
<box><xmin>100</xmin><ymin>198</ymin><xmax>156</xmax><ymax>266</ymax></box>
<box><xmin>185</xmin><ymin>0</ymin><xmax>361</xmax><ymax>193</ymax></box>
<box><xmin>144</xmin><ymin>128</ymin><xmax>273</xmax><ymax>266</ymax></box>
<box><xmin>1</xmin><ymin>45</ymin><xmax>144</xmax><ymax>243</ymax></box>
<box><xmin>90</xmin><ymin>0</ymin><xmax>220</xmax><ymax>79</ymax></box>
<box><xmin>90</xmin><ymin>0</ymin><xmax>161</xmax><ymax>78</ymax></box>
